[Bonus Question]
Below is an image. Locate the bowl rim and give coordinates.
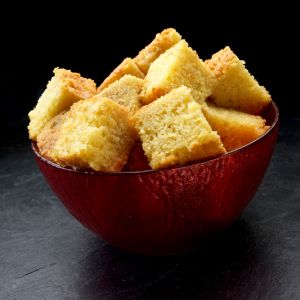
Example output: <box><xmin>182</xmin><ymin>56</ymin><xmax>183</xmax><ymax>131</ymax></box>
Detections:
<box><xmin>32</xmin><ymin>101</ymin><xmax>279</xmax><ymax>176</ymax></box>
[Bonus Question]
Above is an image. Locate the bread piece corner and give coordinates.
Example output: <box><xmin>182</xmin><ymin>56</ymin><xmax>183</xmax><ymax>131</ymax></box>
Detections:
<box><xmin>28</xmin><ymin>68</ymin><xmax>96</xmax><ymax>140</ymax></box>
<box><xmin>134</xmin><ymin>28</ymin><xmax>182</xmax><ymax>74</ymax></box>
<box><xmin>202</xmin><ymin>103</ymin><xmax>269</xmax><ymax>151</ymax></box>
<box><xmin>98</xmin><ymin>74</ymin><xmax>143</xmax><ymax>115</ymax></box>
<box><xmin>49</xmin><ymin>97</ymin><xmax>137</xmax><ymax>172</ymax></box>
<box><xmin>205</xmin><ymin>46</ymin><xmax>271</xmax><ymax>114</ymax></box>
<box><xmin>134</xmin><ymin>86</ymin><xmax>225</xmax><ymax>169</ymax></box>
<box><xmin>141</xmin><ymin>40</ymin><xmax>216</xmax><ymax>105</ymax></box>
<box><xmin>97</xmin><ymin>58</ymin><xmax>144</xmax><ymax>93</ymax></box>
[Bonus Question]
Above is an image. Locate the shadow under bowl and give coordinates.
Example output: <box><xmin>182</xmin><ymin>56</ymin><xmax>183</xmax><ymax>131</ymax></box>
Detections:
<box><xmin>32</xmin><ymin>102</ymin><xmax>279</xmax><ymax>255</ymax></box>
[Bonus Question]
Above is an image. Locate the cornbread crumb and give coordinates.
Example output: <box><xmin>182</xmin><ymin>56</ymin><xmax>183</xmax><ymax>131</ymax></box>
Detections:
<box><xmin>37</xmin><ymin>111</ymin><xmax>66</xmax><ymax>161</ymax></box>
<box><xmin>29</xmin><ymin>29</ymin><xmax>274</xmax><ymax>173</ymax></box>
<box><xmin>97</xmin><ymin>58</ymin><xmax>144</xmax><ymax>92</ymax></box>
<box><xmin>28</xmin><ymin>68</ymin><xmax>96</xmax><ymax>140</ymax></box>
<box><xmin>134</xmin><ymin>86</ymin><xmax>225</xmax><ymax>169</ymax></box>
<box><xmin>50</xmin><ymin>97</ymin><xmax>136</xmax><ymax>172</ymax></box>
<box><xmin>205</xmin><ymin>46</ymin><xmax>271</xmax><ymax>114</ymax></box>
<box><xmin>134</xmin><ymin>28</ymin><xmax>182</xmax><ymax>74</ymax></box>
<box><xmin>202</xmin><ymin>103</ymin><xmax>269</xmax><ymax>151</ymax></box>
<box><xmin>98</xmin><ymin>75</ymin><xmax>143</xmax><ymax>115</ymax></box>
<box><xmin>141</xmin><ymin>40</ymin><xmax>216</xmax><ymax>104</ymax></box>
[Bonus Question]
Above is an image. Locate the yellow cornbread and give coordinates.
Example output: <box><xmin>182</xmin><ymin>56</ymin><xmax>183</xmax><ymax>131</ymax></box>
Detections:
<box><xmin>50</xmin><ymin>97</ymin><xmax>136</xmax><ymax>172</ymax></box>
<box><xmin>29</xmin><ymin>28</ymin><xmax>273</xmax><ymax>173</ymax></box>
<box><xmin>202</xmin><ymin>103</ymin><xmax>270</xmax><ymax>151</ymax></box>
<box><xmin>37</xmin><ymin>111</ymin><xmax>67</xmax><ymax>161</ymax></box>
<box><xmin>97</xmin><ymin>58</ymin><xmax>144</xmax><ymax>92</ymax></box>
<box><xmin>28</xmin><ymin>68</ymin><xmax>96</xmax><ymax>140</ymax></box>
<box><xmin>141</xmin><ymin>40</ymin><xmax>216</xmax><ymax>104</ymax></box>
<box><xmin>205</xmin><ymin>46</ymin><xmax>271</xmax><ymax>114</ymax></box>
<box><xmin>98</xmin><ymin>75</ymin><xmax>143</xmax><ymax>115</ymax></box>
<box><xmin>134</xmin><ymin>86</ymin><xmax>225</xmax><ymax>169</ymax></box>
<box><xmin>134</xmin><ymin>28</ymin><xmax>182</xmax><ymax>74</ymax></box>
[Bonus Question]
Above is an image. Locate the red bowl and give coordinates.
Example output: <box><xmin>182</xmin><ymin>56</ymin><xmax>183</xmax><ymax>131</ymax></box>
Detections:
<box><xmin>32</xmin><ymin>102</ymin><xmax>279</xmax><ymax>255</ymax></box>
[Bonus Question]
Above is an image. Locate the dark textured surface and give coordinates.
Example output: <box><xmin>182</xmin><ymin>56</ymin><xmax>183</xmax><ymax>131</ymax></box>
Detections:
<box><xmin>0</xmin><ymin>117</ymin><xmax>299</xmax><ymax>300</ymax></box>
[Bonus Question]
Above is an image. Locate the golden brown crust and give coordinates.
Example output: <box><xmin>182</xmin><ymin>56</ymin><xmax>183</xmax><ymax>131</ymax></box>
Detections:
<box><xmin>47</xmin><ymin>97</ymin><xmax>137</xmax><ymax>172</ymax></box>
<box><xmin>28</xmin><ymin>68</ymin><xmax>96</xmax><ymax>141</ymax></box>
<box><xmin>134</xmin><ymin>86</ymin><xmax>225</xmax><ymax>170</ymax></box>
<box><xmin>37</xmin><ymin>111</ymin><xmax>66</xmax><ymax>160</ymax></box>
<box><xmin>140</xmin><ymin>40</ymin><xmax>216</xmax><ymax>105</ymax></box>
<box><xmin>140</xmin><ymin>86</ymin><xmax>166</xmax><ymax>104</ymax></box>
<box><xmin>30</xmin><ymin>29</ymin><xmax>273</xmax><ymax>173</ymax></box>
<box><xmin>205</xmin><ymin>46</ymin><xmax>271</xmax><ymax>115</ymax></box>
<box><xmin>98</xmin><ymin>75</ymin><xmax>143</xmax><ymax>115</ymax></box>
<box><xmin>54</xmin><ymin>68</ymin><xmax>96</xmax><ymax>99</ymax></box>
<box><xmin>97</xmin><ymin>58</ymin><xmax>144</xmax><ymax>93</ymax></box>
<box><xmin>205</xmin><ymin>46</ymin><xmax>237</xmax><ymax>78</ymax></box>
<box><xmin>202</xmin><ymin>103</ymin><xmax>269</xmax><ymax>151</ymax></box>
<box><xmin>134</xmin><ymin>28</ymin><xmax>182</xmax><ymax>74</ymax></box>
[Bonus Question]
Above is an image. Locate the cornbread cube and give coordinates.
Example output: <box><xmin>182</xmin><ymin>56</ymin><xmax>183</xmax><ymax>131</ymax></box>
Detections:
<box><xmin>50</xmin><ymin>97</ymin><xmax>137</xmax><ymax>172</ymax></box>
<box><xmin>28</xmin><ymin>68</ymin><xmax>96</xmax><ymax>140</ymax></box>
<box><xmin>37</xmin><ymin>111</ymin><xmax>67</xmax><ymax>161</ymax></box>
<box><xmin>134</xmin><ymin>28</ymin><xmax>182</xmax><ymax>74</ymax></box>
<box><xmin>98</xmin><ymin>75</ymin><xmax>143</xmax><ymax>115</ymax></box>
<box><xmin>141</xmin><ymin>40</ymin><xmax>216</xmax><ymax>104</ymax></box>
<box><xmin>205</xmin><ymin>46</ymin><xmax>271</xmax><ymax>114</ymax></box>
<box><xmin>134</xmin><ymin>86</ymin><xmax>225</xmax><ymax>169</ymax></box>
<box><xmin>202</xmin><ymin>103</ymin><xmax>269</xmax><ymax>151</ymax></box>
<box><xmin>97</xmin><ymin>58</ymin><xmax>144</xmax><ymax>92</ymax></box>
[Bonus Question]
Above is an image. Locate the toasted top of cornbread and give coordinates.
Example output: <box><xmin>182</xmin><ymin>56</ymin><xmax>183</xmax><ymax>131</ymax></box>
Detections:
<box><xmin>29</xmin><ymin>28</ymin><xmax>273</xmax><ymax>172</ymax></box>
<box><xmin>205</xmin><ymin>47</ymin><xmax>238</xmax><ymax>77</ymax></box>
<box><xmin>141</xmin><ymin>40</ymin><xmax>216</xmax><ymax>104</ymax></box>
<box><xmin>134</xmin><ymin>86</ymin><xmax>225</xmax><ymax>169</ymax></box>
<box><xmin>97</xmin><ymin>58</ymin><xmax>144</xmax><ymax>93</ymax></box>
<box><xmin>134</xmin><ymin>28</ymin><xmax>182</xmax><ymax>74</ymax></box>
<box><xmin>28</xmin><ymin>68</ymin><xmax>96</xmax><ymax>140</ymax></box>
<box><xmin>205</xmin><ymin>46</ymin><xmax>271</xmax><ymax>114</ymax></box>
<box><xmin>37</xmin><ymin>111</ymin><xmax>67</xmax><ymax>160</ymax></box>
<box><xmin>202</xmin><ymin>103</ymin><xmax>269</xmax><ymax>151</ymax></box>
<box><xmin>98</xmin><ymin>75</ymin><xmax>143</xmax><ymax>115</ymax></box>
<box><xmin>50</xmin><ymin>97</ymin><xmax>136</xmax><ymax>172</ymax></box>
<box><xmin>53</xmin><ymin>68</ymin><xmax>96</xmax><ymax>99</ymax></box>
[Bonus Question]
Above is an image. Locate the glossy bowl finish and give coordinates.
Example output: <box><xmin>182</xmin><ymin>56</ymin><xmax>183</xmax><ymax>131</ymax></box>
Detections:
<box><xmin>32</xmin><ymin>102</ymin><xmax>279</xmax><ymax>255</ymax></box>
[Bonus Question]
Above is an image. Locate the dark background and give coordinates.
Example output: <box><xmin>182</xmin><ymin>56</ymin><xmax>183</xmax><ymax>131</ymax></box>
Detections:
<box><xmin>1</xmin><ymin>5</ymin><xmax>300</xmax><ymax>299</ymax></box>
<box><xmin>1</xmin><ymin>6</ymin><xmax>298</xmax><ymax>144</ymax></box>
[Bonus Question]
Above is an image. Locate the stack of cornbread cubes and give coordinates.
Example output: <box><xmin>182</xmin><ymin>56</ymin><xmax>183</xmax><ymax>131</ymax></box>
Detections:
<box><xmin>28</xmin><ymin>28</ymin><xmax>271</xmax><ymax>172</ymax></box>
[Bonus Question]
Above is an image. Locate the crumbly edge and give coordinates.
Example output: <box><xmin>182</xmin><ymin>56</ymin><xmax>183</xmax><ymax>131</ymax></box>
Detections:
<box><xmin>97</xmin><ymin>58</ymin><xmax>144</xmax><ymax>93</ymax></box>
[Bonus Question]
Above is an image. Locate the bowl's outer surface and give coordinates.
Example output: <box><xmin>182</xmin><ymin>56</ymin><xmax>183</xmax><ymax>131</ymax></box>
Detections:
<box><xmin>33</xmin><ymin>103</ymin><xmax>279</xmax><ymax>255</ymax></box>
